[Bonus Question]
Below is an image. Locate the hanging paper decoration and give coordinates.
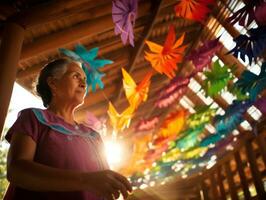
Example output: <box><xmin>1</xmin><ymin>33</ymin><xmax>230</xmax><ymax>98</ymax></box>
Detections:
<box><xmin>175</xmin><ymin>124</ymin><xmax>205</xmax><ymax>152</ymax></box>
<box><xmin>122</xmin><ymin>68</ymin><xmax>153</xmax><ymax>109</ymax></box>
<box><xmin>59</xmin><ymin>45</ymin><xmax>113</xmax><ymax>92</ymax></box>
<box><xmin>161</xmin><ymin>148</ymin><xmax>181</xmax><ymax>163</ymax></box>
<box><xmin>155</xmin><ymin>76</ymin><xmax>190</xmax><ymax>108</ymax></box>
<box><xmin>186</xmin><ymin>38</ymin><xmax>222</xmax><ymax>73</ymax></box>
<box><xmin>121</xmin><ymin>134</ymin><xmax>152</xmax><ymax>176</ymax></box>
<box><xmin>174</xmin><ymin>0</ymin><xmax>214</xmax><ymax>22</ymax></box>
<box><xmin>228</xmin><ymin>85</ymin><xmax>249</xmax><ymax>101</ymax></box>
<box><xmin>203</xmin><ymin>60</ymin><xmax>233</xmax><ymax>97</ymax></box>
<box><xmin>228</xmin><ymin>26</ymin><xmax>266</xmax><ymax>64</ymax></box>
<box><xmin>212</xmin><ymin>100</ymin><xmax>253</xmax><ymax>137</ymax></box>
<box><xmin>112</xmin><ymin>0</ymin><xmax>138</xmax><ymax>46</ymax></box>
<box><xmin>180</xmin><ymin>147</ymin><xmax>208</xmax><ymax>160</ymax></box>
<box><xmin>152</xmin><ymin>109</ymin><xmax>187</xmax><ymax>149</ymax></box>
<box><xmin>145</xmin><ymin>25</ymin><xmax>187</xmax><ymax>79</ymax></box>
<box><xmin>254</xmin><ymin>97</ymin><xmax>266</xmax><ymax>114</ymax></box>
<box><xmin>158</xmin><ymin>109</ymin><xmax>187</xmax><ymax>138</ymax></box>
<box><xmin>227</xmin><ymin>0</ymin><xmax>264</xmax><ymax>27</ymax></box>
<box><xmin>187</xmin><ymin>106</ymin><xmax>217</xmax><ymax>128</ymax></box>
<box><xmin>255</xmin><ymin>2</ymin><xmax>266</xmax><ymax>25</ymax></box>
<box><xmin>235</xmin><ymin>62</ymin><xmax>266</xmax><ymax>100</ymax></box>
<box><xmin>107</xmin><ymin>102</ymin><xmax>135</xmax><ymax>133</ymax></box>
<box><xmin>135</xmin><ymin>116</ymin><xmax>159</xmax><ymax>132</ymax></box>
<box><xmin>162</xmin><ymin>146</ymin><xmax>208</xmax><ymax>163</ymax></box>
<box><xmin>144</xmin><ymin>143</ymin><xmax>169</xmax><ymax>163</ymax></box>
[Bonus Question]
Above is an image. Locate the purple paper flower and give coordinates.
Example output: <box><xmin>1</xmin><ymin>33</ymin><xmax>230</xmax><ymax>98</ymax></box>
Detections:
<box><xmin>186</xmin><ymin>38</ymin><xmax>222</xmax><ymax>73</ymax></box>
<box><xmin>112</xmin><ymin>0</ymin><xmax>138</xmax><ymax>46</ymax></box>
<box><xmin>255</xmin><ymin>97</ymin><xmax>266</xmax><ymax>114</ymax></box>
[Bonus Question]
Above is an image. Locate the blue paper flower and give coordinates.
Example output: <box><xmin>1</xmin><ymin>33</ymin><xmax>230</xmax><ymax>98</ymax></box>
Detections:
<box><xmin>59</xmin><ymin>45</ymin><xmax>113</xmax><ymax>92</ymax></box>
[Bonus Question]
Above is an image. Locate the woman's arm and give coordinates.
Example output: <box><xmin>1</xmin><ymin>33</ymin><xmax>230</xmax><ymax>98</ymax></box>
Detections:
<box><xmin>7</xmin><ymin>133</ymin><xmax>132</xmax><ymax>199</ymax></box>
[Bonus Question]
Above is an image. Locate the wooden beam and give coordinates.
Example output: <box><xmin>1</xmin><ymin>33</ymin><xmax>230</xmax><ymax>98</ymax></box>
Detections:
<box><xmin>200</xmin><ymin>180</ymin><xmax>210</xmax><ymax>200</ymax></box>
<box><xmin>209</xmin><ymin>173</ymin><xmax>219</xmax><ymax>199</ymax></box>
<box><xmin>234</xmin><ymin>151</ymin><xmax>251</xmax><ymax>200</ymax></box>
<box><xmin>224</xmin><ymin>161</ymin><xmax>239</xmax><ymax>200</ymax></box>
<box><xmin>0</xmin><ymin>4</ymin><xmax>16</xmax><ymax>20</ymax></box>
<box><xmin>256</xmin><ymin>133</ymin><xmax>266</xmax><ymax>168</ymax></box>
<box><xmin>245</xmin><ymin>140</ymin><xmax>266</xmax><ymax>199</ymax></box>
<box><xmin>7</xmin><ymin>0</ymin><xmax>108</xmax><ymax>29</ymax></box>
<box><xmin>212</xmin><ymin>1</ymin><xmax>239</xmax><ymax>38</ymax></box>
<box><xmin>217</xmin><ymin>166</ymin><xmax>227</xmax><ymax>200</ymax></box>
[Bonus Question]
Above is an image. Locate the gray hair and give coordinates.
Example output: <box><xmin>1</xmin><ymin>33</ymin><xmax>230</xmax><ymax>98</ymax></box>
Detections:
<box><xmin>36</xmin><ymin>58</ymin><xmax>72</xmax><ymax>107</ymax></box>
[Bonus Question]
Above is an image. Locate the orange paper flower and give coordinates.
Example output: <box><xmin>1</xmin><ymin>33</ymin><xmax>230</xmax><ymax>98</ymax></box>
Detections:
<box><xmin>174</xmin><ymin>0</ymin><xmax>214</xmax><ymax>22</ymax></box>
<box><xmin>145</xmin><ymin>25</ymin><xmax>186</xmax><ymax>79</ymax></box>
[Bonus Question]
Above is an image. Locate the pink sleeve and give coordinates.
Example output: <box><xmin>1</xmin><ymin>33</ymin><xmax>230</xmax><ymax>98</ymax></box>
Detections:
<box><xmin>5</xmin><ymin>108</ymin><xmax>40</xmax><ymax>144</ymax></box>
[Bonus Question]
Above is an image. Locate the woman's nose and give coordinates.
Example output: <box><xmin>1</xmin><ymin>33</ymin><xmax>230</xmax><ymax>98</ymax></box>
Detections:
<box><xmin>79</xmin><ymin>78</ymin><xmax>86</xmax><ymax>87</ymax></box>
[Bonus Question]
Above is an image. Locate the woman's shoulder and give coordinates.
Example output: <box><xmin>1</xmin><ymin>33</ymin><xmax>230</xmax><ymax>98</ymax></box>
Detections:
<box><xmin>17</xmin><ymin>107</ymin><xmax>44</xmax><ymax>115</ymax></box>
<box><xmin>14</xmin><ymin>107</ymin><xmax>44</xmax><ymax>120</ymax></box>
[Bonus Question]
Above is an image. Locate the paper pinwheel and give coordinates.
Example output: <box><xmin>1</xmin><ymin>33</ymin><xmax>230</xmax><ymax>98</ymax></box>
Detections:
<box><xmin>122</xmin><ymin>68</ymin><xmax>152</xmax><ymax>109</ymax></box>
<box><xmin>135</xmin><ymin>116</ymin><xmax>159</xmax><ymax>132</ymax></box>
<box><xmin>145</xmin><ymin>25</ymin><xmax>187</xmax><ymax>79</ymax></box>
<box><xmin>228</xmin><ymin>26</ymin><xmax>266</xmax><ymax>64</ymax></box>
<box><xmin>203</xmin><ymin>60</ymin><xmax>233</xmax><ymax>97</ymax></box>
<box><xmin>107</xmin><ymin>102</ymin><xmax>135</xmax><ymax>132</ymax></box>
<box><xmin>235</xmin><ymin>62</ymin><xmax>266</xmax><ymax>100</ymax></box>
<box><xmin>59</xmin><ymin>45</ymin><xmax>113</xmax><ymax>92</ymax></box>
<box><xmin>155</xmin><ymin>76</ymin><xmax>190</xmax><ymax>108</ymax></box>
<box><xmin>186</xmin><ymin>38</ymin><xmax>222</xmax><ymax>73</ymax></box>
<box><xmin>174</xmin><ymin>0</ymin><xmax>214</xmax><ymax>22</ymax></box>
<box><xmin>112</xmin><ymin>0</ymin><xmax>138</xmax><ymax>46</ymax></box>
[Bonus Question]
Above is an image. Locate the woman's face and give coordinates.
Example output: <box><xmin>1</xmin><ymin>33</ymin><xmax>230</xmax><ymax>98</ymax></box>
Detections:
<box><xmin>51</xmin><ymin>62</ymin><xmax>87</xmax><ymax>107</ymax></box>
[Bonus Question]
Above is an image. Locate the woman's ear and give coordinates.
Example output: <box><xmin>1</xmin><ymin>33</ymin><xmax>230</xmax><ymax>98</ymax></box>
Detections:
<box><xmin>47</xmin><ymin>77</ymin><xmax>57</xmax><ymax>93</ymax></box>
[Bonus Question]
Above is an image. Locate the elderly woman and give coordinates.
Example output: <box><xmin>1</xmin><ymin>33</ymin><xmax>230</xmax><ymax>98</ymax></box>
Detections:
<box><xmin>4</xmin><ymin>58</ymin><xmax>132</xmax><ymax>200</ymax></box>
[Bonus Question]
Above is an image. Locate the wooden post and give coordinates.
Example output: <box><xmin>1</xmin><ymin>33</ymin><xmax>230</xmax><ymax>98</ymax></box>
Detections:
<box><xmin>217</xmin><ymin>166</ymin><xmax>226</xmax><ymax>200</ymax></box>
<box><xmin>224</xmin><ymin>162</ymin><xmax>239</xmax><ymax>200</ymax></box>
<box><xmin>200</xmin><ymin>180</ymin><xmax>210</xmax><ymax>200</ymax></box>
<box><xmin>210</xmin><ymin>173</ymin><xmax>219</xmax><ymax>199</ymax></box>
<box><xmin>245</xmin><ymin>140</ymin><xmax>266</xmax><ymax>199</ymax></box>
<box><xmin>234</xmin><ymin>151</ymin><xmax>251</xmax><ymax>200</ymax></box>
<box><xmin>256</xmin><ymin>134</ymin><xmax>266</xmax><ymax>167</ymax></box>
<box><xmin>0</xmin><ymin>22</ymin><xmax>24</xmax><ymax>138</ymax></box>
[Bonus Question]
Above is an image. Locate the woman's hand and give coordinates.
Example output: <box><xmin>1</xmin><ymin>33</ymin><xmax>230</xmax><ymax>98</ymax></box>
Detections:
<box><xmin>84</xmin><ymin>170</ymin><xmax>132</xmax><ymax>200</ymax></box>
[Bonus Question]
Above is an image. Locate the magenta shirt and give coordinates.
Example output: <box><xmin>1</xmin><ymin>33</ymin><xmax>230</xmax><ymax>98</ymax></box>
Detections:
<box><xmin>4</xmin><ymin>108</ymin><xmax>109</xmax><ymax>200</ymax></box>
